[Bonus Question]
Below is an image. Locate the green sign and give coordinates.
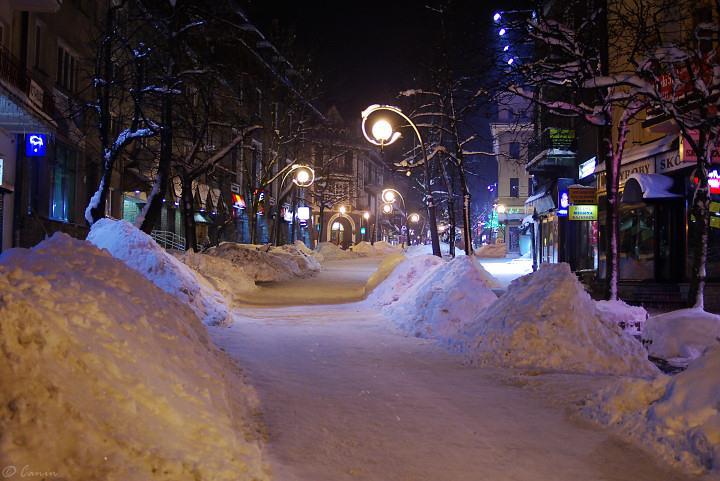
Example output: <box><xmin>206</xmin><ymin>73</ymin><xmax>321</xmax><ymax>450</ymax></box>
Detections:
<box><xmin>568</xmin><ymin>205</ymin><xmax>597</xmax><ymax>221</ymax></box>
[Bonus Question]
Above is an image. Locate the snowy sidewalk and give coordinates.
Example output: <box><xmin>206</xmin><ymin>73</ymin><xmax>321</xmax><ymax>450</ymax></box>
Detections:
<box><xmin>211</xmin><ymin>260</ymin><xmax>697</xmax><ymax>481</ymax></box>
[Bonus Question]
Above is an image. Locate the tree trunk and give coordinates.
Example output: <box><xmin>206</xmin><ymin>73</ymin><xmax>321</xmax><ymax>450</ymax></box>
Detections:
<box><xmin>318</xmin><ymin>201</ymin><xmax>326</xmax><ymax>244</ymax></box>
<box><xmin>689</xmin><ymin>143</ymin><xmax>711</xmax><ymax>309</ymax></box>
<box><xmin>139</xmin><ymin>92</ymin><xmax>172</xmax><ymax>234</ymax></box>
<box><xmin>181</xmin><ymin>174</ymin><xmax>197</xmax><ymax>252</ymax></box>
<box><xmin>458</xmin><ymin>172</ymin><xmax>473</xmax><ymax>255</ymax></box>
<box><xmin>438</xmin><ymin>156</ymin><xmax>456</xmax><ymax>257</ymax></box>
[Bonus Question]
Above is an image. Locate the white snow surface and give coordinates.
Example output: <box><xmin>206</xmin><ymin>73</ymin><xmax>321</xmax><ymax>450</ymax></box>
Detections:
<box><xmin>385</xmin><ymin>256</ymin><xmax>498</xmax><ymax>341</ymax></box>
<box><xmin>366</xmin><ymin>254</ymin><xmax>445</xmax><ymax>307</ymax></box>
<box><xmin>462</xmin><ymin>263</ymin><xmax>658</xmax><ymax>376</ymax></box>
<box><xmin>405</xmin><ymin>242</ymin><xmax>467</xmax><ymax>257</ymax></box>
<box><xmin>175</xmin><ymin>249</ymin><xmax>257</xmax><ymax>305</ymax></box>
<box><xmin>642</xmin><ymin>308</ymin><xmax>720</xmax><ymax>364</ymax></box>
<box><xmin>596</xmin><ymin>299</ymin><xmax>648</xmax><ymax>336</ymax></box>
<box><xmin>352</xmin><ymin>240</ymin><xmax>401</xmax><ymax>256</ymax></box>
<box><xmin>475</xmin><ymin>243</ymin><xmax>507</xmax><ymax>258</ymax></box>
<box><xmin>0</xmin><ymin>233</ymin><xmax>268</xmax><ymax>481</ymax></box>
<box><xmin>584</xmin><ymin>346</ymin><xmax>720</xmax><ymax>476</ymax></box>
<box><xmin>87</xmin><ymin>218</ymin><xmax>230</xmax><ymax>326</ymax></box>
<box><xmin>315</xmin><ymin>242</ymin><xmax>358</xmax><ymax>260</ymax></box>
<box><xmin>205</xmin><ymin>242</ymin><xmax>320</xmax><ymax>282</ymax></box>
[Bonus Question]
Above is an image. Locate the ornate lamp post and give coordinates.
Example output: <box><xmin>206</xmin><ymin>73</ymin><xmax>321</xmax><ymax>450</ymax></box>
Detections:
<box><xmin>273</xmin><ymin>164</ymin><xmax>315</xmax><ymax>246</ymax></box>
<box><xmin>361</xmin><ymin>104</ymin><xmax>441</xmax><ymax>257</ymax></box>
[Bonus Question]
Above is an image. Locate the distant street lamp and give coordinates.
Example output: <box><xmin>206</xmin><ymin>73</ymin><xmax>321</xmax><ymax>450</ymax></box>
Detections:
<box><xmin>382</xmin><ymin>203</ymin><xmax>393</xmax><ymax>214</ymax></box>
<box><xmin>339</xmin><ymin>205</ymin><xmax>347</xmax><ymax>214</ymax></box>
<box><xmin>381</xmin><ymin>188</ymin><xmax>409</xmax><ymax>248</ymax></box>
<box><xmin>409</xmin><ymin>212</ymin><xmax>421</xmax><ymax>223</ymax></box>
<box><xmin>273</xmin><ymin>163</ymin><xmax>316</xmax><ymax>246</ymax></box>
<box><xmin>361</xmin><ymin>104</ymin><xmax>442</xmax><ymax>257</ymax></box>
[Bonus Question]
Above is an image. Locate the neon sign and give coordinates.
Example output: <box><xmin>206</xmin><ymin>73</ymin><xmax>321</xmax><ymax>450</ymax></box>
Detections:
<box><xmin>25</xmin><ymin>133</ymin><xmax>47</xmax><ymax>157</ymax></box>
<box><xmin>694</xmin><ymin>169</ymin><xmax>720</xmax><ymax>194</ymax></box>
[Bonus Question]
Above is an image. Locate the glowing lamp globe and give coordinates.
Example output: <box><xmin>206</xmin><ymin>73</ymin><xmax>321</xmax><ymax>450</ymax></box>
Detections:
<box><xmin>382</xmin><ymin>203</ymin><xmax>393</xmax><ymax>214</ymax></box>
<box><xmin>409</xmin><ymin>213</ymin><xmax>420</xmax><ymax>223</ymax></box>
<box><xmin>371</xmin><ymin>119</ymin><xmax>393</xmax><ymax>143</ymax></box>
<box><xmin>295</xmin><ymin>168</ymin><xmax>311</xmax><ymax>186</ymax></box>
<box><xmin>497</xmin><ymin>204</ymin><xmax>507</xmax><ymax>214</ymax></box>
<box><xmin>339</xmin><ymin>205</ymin><xmax>347</xmax><ymax>214</ymax></box>
<box><xmin>493</xmin><ymin>12</ymin><xmax>501</xmax><ymax>22</ymax></box>
<box><xmin>363</xmin><ymin>212</ymin><xmax>370</xmax><ymax>220</ymax></box>
<box><xmin>382</xmin><ymin>190</ymin><xmax>396</xmax><ymax>203</ymax></box>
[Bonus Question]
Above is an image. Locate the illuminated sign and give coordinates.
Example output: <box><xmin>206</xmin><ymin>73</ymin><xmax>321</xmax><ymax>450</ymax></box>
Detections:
<box><xmin>568</xmin><ymin>187</ymin><xmax>597</xmax><ymax>204</ymax></box>
<box><xmin>711</xmin><ymin>216</ymin><xmax>720</xmax><ymax>229</ymax></box>
<box><xmin>557</xmin><ymin>188</ymin><xmax>569</xmax><ymax>217</ymax></box>
<box><xmin>0</xmin><ymin>158</ymin><xmax>3</xmax><ymax>185</ymax></box>
<box><xmin>297</xmin><ymin>206</ymin><xmax>310</xmax><ymax>221</ymax></box>
<box><xmin>579</xmin><ymin>157</ymin><xmax>596</xmax><ymax>179</ymax></box>
<box><xmin>693</xmin><ymin>169</ymin><xmax>720</xmax><ymax>195</ymax></box>
<box><xmin>568</xmin><ymin>205</ymin><xmax>598</xmax><ymax>221</ymax></box>
<box><xmin>25</xmin><ymin>133</ymin><xmax>47</xmax><ymax>157</ymax></box>
<box><xmin>232</xmin><ymin>193</ymin><xmax>245</xmax><ymax>209</ymax></box>
<box><xmin>360</xmin><ymin>227</ymin><xmax>366</xmax><ymax>234</ymax></box>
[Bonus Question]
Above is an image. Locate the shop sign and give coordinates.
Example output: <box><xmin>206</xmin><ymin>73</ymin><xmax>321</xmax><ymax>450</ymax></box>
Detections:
<box><xmin>656</xmin><ymin>151</ymin><xmax>691</xmax><ymax>173</ymax></box>
<box><xmin>711</xmin><ymin>201</ymin><xmax>720</xmax><ymax>213</ymax></box>
<box><xmin>597</xmin><ymin>159</ymin><xmax>653</xmax><ymax>192</ymax></box>
<box><xmin>711</xmin><ymin>216</ymin><xmax>720</xmax><ymax>229</ymax></box>
<box><xmin>230</xmin><ymin>183</ymin><xmax>241</xmax><ymax>194</ymax></box>
<box><xmin>680</xmin><ymin>130</ymin><xmax>720</xmax><ymax>164</ymax></box>
<box><xmin>25</xmin><ymin>133</ymin><xmax>47</xmax><ymax>157</ymax></box>
<box><xmin>557</xmin><ymin>188</ymin><xmax>569</xmax><ymax>217</ymax></box>
<box><xmin>578</xmin><ymin>157</ymin><xmax>596</xmax><ymax>179</ymax></box>
<box><xmin>568</xmin><ymin>187</ymin><xmax>596</xmax><ymax>205</ymax></box>
<box><xmin>568</xmin><ymin>205</ymin><xmax>598</xmax><ymax>221</ymax></box>
<box><xmin>231</xmin><ymin>193</ymin><xmax>245</xmax><ymax>209</ymax></box>
<box><xmin>693</xmin><ymin>169</ymin><xmax>720</xmax><ymax>195</ymax></box>
<box><xmin>0</xmin><ymin>158</ymin><xmax>3</xmax><ymax>185</ymax></box>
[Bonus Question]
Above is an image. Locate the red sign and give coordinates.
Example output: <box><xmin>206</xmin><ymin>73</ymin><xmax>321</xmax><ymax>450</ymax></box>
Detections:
<box><xmin>693</xmin><ymin>169</ymin><xmax>720</xmax><ymax>194</ymax></box>
<box><xmin>658</xmin><ymin>52</ymin><xmax>714</xmax><ymax>102</ymax></box>
<box><xmin>232</xmin><ymin>193</ymin><xmax>246</xmax><ymax>209</ymax></box>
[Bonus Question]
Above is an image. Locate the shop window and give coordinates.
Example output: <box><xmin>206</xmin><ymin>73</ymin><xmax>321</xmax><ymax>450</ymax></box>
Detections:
<box><xmin>510</xmin><ymin>177</ymin><xmax>519</xmax><ymax>198</ymax></box>
<box><xmin>49</xmin><ymin>145</ymin><xmax>78</xmax><ymax>222</ymax></box>
<box><xmin>618</xmin><ymin>204</ymin><xmax>655</xmax><ymax>280</ymax></box>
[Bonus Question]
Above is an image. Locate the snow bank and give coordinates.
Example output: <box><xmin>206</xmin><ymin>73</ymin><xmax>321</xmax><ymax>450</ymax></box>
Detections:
<box><xmin>205</xmin><ymin>242</ymin><xmax>318</xmax><ymax>282</ymax></box>
<box><xmin>364</xmin><ymin>253</ymin><xmax>407</xmax><ymax>295</ymax></box>
<box><xmin>387</xmin><ymin>256</ymin><xmax>498</xmax><ymax>341</ymax></box>
<box><xmin>175</xmin><ymin>250</ymin><xmax>257</xmax><ymax>305</ymax></box>
<box><xmin>475</xmin><ymin>243</ymin><xmax>506</xmax><ymax>258</ymax></box>
<box><xmin>315</xmin><ymin>242</ymin><xmax>358</xmax><ymax>260</ymax></box>
<box><xmin>584</xmin><ymin>346</ymin><xmax>720</xmax><ymax>475</ymax></box>
<box><xmin>405</xmin><ymin>242</ymin><xmax>467</xmax><ymax>257</ymax></box>
<box><xmin>87</xmin><ymin>218</ymin><xmax>230</xmax><ymax>326</ymax></box>
<box><xmin>352</xmin><ymin>240</ymin><xmax>401</xmax><ymax>256</ymax></box>
<box><xmin>596</xmin><ymin>299</ymin><xmax>648</xmax><ymax>336</ymax></box>
<box><xmin>366</xmin><ymin>254</ymin><xmax>445</xmax><ymax>307</ymax></box>
<box><xmin>642</xmin><ymin>308</ymin><xmax>720</xmax><ymax>365</ymax></box>
<box><xmin>463</xmin><ymin>263</ymin><xmax>657</xmax><ymax>376</ymax></box>
<box><xmin>0</xmin><ymin>234</ymin><xmax>268</xmax><ymax>481</ymax></box>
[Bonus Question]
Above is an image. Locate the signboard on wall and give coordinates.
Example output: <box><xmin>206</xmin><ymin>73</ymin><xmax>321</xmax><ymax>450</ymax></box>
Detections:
<box><xmin>557</xmin><ymin>188</ymin><xmax>569</xmax><ymax>217</ymax></box>
<box><xmin>568</xmin><ymin>205</ymin><xmax>598</xmax><ymax>221</ymax></box>
<box><xmin>578</xmin><ymin>157</ymin><xmax>596</xmax><ymax>179</ymax></box>
<box><xmin>568</xmin><ymin>187</ymin><xmax>596</xmax><ymax>205</ymax></box>
<box><xmin>0</xmin><ymin>158</ymin><xmax>3</xmax><ymax>186</ymax></box>
<box><xmin>25</xmin><ymin>133</ymin><xmax>47</xmax><ymax>157</ymax></box>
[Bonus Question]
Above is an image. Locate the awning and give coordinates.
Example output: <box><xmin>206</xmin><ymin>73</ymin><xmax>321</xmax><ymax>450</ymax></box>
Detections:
<box><xmin>525</xmin><ymin>183</ymin><xmax>556</xmax><ymax>214</ymax></box>
<box><xmin>622</xmin><ymin>173</ymin><xmax>682</xmax><ymax>202</ymax></box>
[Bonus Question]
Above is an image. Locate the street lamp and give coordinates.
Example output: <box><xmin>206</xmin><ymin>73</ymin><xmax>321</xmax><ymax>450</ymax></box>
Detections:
<box><xmin>381</xmin><ymin>188</ymin><xmax>409</xmax><ymax>248</ymax></box>
<box><xmin>496</xmin><ymin>204</ymin><xmax>507</xmax><ymax>244</ymax></box>
<box><xmin>409</xmin><ymin>212</ymin><xmax>420</xmax><ymax>223</ymax></box>
<box><xmin>273</xmin><ymin>163</ymin><xmax>316</xmax><ymax>246</ymax></box>
<box><xmin>339</xmin><ymin>205</ymin><xmax>347</xmax><ymax>215</ymax></box>
<box><xmin>361</xmin><ymin>104</ymin><xmax>442</xmax><ymax>257</ymax></box>
<box><xmin>382</xmin><ymin>203</ymin><xmax>393</xmax><ymax>214</ymax></box>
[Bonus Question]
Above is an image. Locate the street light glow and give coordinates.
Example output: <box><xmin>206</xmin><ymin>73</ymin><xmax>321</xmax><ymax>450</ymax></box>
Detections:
<box><xmin>363</xmin><ymin>212</ymin><xmax>370</xmax><ymax>220</ymax></box>
<box><xmin>339</xmin><ymin>205</ymin><xmax>347</xmax><ymax>214</ymax></box>
<box><xmin>382</xmin><ymin>190</ymin><xmax>396</xmax><ymax>203</ymax></box>
<box><xmin>493</xmin><ymin>12</ymin><xmax>501</xmax><ymax>22</ymax></box>
<box><xmin>503</xmin><ymin>45</ymin><xmax>509</xmax><ymax>52</ymax></box>
<box><xmin>497</xmin><ymin>204</ymin><xmax>507</xmax><ymax>214</ymax></box>
<box><xmin>295</xmin><ymin>168</ymin><xmax>310</xmax><ymax>185</ymax></box>
<box><xmin>289</xmin><ymin>164</ymin><xmax>315</xmax><ymax>188</ymax></box>
<box><xmin>499</xmin><ymin>28</ymin><xmax>506</xmax><ymax>36</ymax></box>
<box><xmin>371</xmin><ymin>119</ymin><xmax>393</xmax><ymax>143</ymax></box>
<box><xmin>507</xmin><ymin>58</ymin><xmax>514</xmax><ymax>65</ymax></box>
<box><xmin>409</xmin><ymin>213</ymin><xmax>420</xmax><ymax>223</ymax></box>
<box><xmin>382</xmin><ymin>203</ymin><xmax>393</xmax><ymax>214</ymax></box>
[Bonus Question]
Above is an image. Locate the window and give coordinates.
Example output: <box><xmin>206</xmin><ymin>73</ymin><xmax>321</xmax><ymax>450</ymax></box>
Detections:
<box><xmin>56</xmin><ymin>43</ymin><xmax>78</xmax><ymax>92</ymax></box>
<box><xmin>509</xmin><ymin>142</ymin><xmax>521</xmax><ymax>159</ymax></box>
<box><xmin>50</xmin><ymin>144</ymin><xmax>78</xmax><ymax>222</ymax></box>
<box><xmin>510</xmin><ymin>177</ymin><xmax>519</xmax><ymax>198</ymax></box>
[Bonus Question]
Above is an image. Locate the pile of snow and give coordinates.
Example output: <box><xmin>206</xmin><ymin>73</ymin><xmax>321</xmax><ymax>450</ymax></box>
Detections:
<box><xmin>87</xmin><ymin>219</ymin><xmax>229</xmax><ymax>326</ymax></box>
<box><xmin>352</xmin><ymin>240</ymin><xmax>401</xmax><ymax>256</ymax></box>
<box><xmin>315</xmin><ymin>242</ymin><xmax>358</xmax><ymax>261</ymax></box>
<box><xmin>205</xmin><ymin>242</ymin><xmax>318</xmax><ymax>282</ymax></box>
<box><xmin>475</xmin><ymin>243</ymin><xmax>506</xmax><ymax>258</ymax></box>
<box><xmin>293</xmin><ymin>240</ymin><xmax>314</xmax><ymax>256</ymax></box>
<box><xmin>364</xmin><ymin>253</ymin><xmax>407</xmax><ymax>295</ymax></box>
<box><xmin>175</xmin><ymin>250</ymin><xmax>257</xmax><ymax>305</ymax></box>
<box><xmin>642</xmin><ymin>308</ymin><xmax>720</xmax><ymax>366</ymax></box>
<box><xmin>405</xmin><ymin>243</ymin><xmax>467</xmax><ymax>257</ymax></box>
<box><xmin>596</xmin><ymin>299</ymin><xmax>648</xmax><ymax>336</ymax></box>
<box><xmin>0</xmin><ymin>234</ymin><xmax>268</xmax><ymax>481</ymax></box>
<box><xmin>463</xmin><ymin>263</ymin><xmax>657</xmax><ymax>376</ymax></box>
<box><xmin>386</xmin><ymin>256</ymin><xmax>498</xmax><ymax>341</ymax></box>
<box><xmin>584</xmin><ymin>346</ymin><xmax>720</xmax><ymax>475</ymax></box>
<box><xmin>366</xmin><ymin>254</ymin><xmax>444</xmax><ymax>306</ymax></box>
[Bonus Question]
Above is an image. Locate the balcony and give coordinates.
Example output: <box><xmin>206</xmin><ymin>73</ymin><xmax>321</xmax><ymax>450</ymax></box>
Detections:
<box><xmin>527</xmin><ymin>127</ymin><xmax>577</xmax><ymax>175</ymax></box>
<box><xmin>8</xmin><ymin>0</ymin><xmax>62</xmax><ymax>12</ymax></box>
<box><xmin>0</xmin><ymin>45</ymin><xmax>56</xmax><ymax>127</ymax></box>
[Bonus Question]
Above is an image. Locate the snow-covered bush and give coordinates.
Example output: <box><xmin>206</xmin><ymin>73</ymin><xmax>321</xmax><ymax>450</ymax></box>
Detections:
<box><xmin>584</xmin><ymin>346</ymin><xmax>720</xmax><ymax>476</ymax></box>
<box><xmin>87</xmin><ymin>218</ymin><xmax>229</xmax><ymax>326</ymax></box>
<box><xmin>642</xmin><ymin>308</ymin><xmax>720</xmax><ymax>366</ymax></box>
<box><xmin>0</xmin><ymin>233</ymin><xmax>268</xmax><ymax>481</ymax></box>
<box><xmin>463</xmin><ymin>263</ymin><xmax>657</xmax><ymax>376</ymax></box>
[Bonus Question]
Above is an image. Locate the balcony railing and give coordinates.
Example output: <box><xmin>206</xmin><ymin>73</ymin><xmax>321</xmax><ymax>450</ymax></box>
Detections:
<box><xmin>527</xmin><ymin>127</ymin><xmax>577</xmax><ymax>164</ymax></box>
<box><xmin>0</xmin><ymin>45</ymin><xmax>56</xmax><ymax>119</ymax></box>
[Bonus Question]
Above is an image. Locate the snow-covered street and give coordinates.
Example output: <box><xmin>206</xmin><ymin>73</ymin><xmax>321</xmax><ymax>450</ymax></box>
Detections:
<box><xmin>211</xmin><ymin>258</ymin><xmax>697</xmax><ymax>481</ymax></box>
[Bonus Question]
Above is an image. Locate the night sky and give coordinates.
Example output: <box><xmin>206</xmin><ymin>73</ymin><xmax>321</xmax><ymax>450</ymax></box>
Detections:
<box><xmin>244</xmin><ymin>1</ymin><xmax>529</xmax><ymax>208</ymax></box>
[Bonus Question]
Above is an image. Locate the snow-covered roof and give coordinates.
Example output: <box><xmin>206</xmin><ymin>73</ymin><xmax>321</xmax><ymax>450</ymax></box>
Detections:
<box><xmin>622</xmin><ymin>173</ymin><xmax>682</xmax><ymax>202</ymax></box>
<box><xmin>527</xmin><ymin>148</ymin><xmax>575</xmax><ymax>169</ymax></box>
<box><xmin>596</xmin><ymin>136</ymin><xmax>678</xmax><ymax>173</ymax></box>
